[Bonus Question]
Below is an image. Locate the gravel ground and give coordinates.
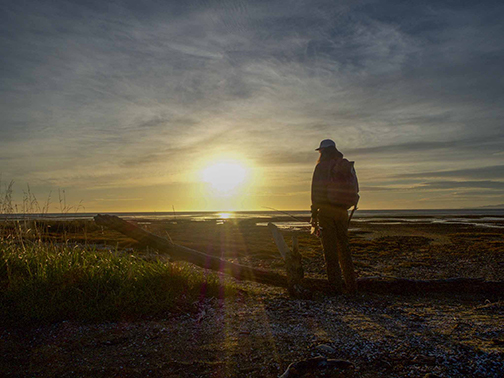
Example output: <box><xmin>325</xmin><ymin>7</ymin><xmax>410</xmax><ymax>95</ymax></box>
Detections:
<box><xmin>1</xmin><ymin>219</ymin><xmax>503</xmax><ymax>377</ymax></box>
<box><xmin>1</xmin><ymin>288</ymin><xmax>503</xmax><ymax>377</ymax></box>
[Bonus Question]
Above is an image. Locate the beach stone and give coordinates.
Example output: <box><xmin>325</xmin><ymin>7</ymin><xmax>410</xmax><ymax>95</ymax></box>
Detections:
<box><xmin>316</xmin><ymin>344</ymin><xmax>336</xmax><ymax>355</ymax></box>
<box><xmin>279</xmin><ymin>356</ymin><xmax>354</xmax><ymax>378</ymax></box>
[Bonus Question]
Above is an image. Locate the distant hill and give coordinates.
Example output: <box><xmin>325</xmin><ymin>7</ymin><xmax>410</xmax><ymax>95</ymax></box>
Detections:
<box><xmin>475</xmin><ymin>204</ymin><xmax>504</xmax><ymax>209</ymax></box>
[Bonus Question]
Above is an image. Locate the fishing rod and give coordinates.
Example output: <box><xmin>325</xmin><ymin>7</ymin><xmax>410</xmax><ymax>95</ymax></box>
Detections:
<box><xmin>264</xmin><ymin>205</ymin><xmax>358</xmax><ymax>233</ymax></box>
<box><xmin>262</xmin><ymin>207</ymin><xmax>308</xmax><ymax>224</ymax></box>
<box><xmin>263</xmin><ymin>206</ymin><xmax>321</xmax><ymax>237</ymax></box>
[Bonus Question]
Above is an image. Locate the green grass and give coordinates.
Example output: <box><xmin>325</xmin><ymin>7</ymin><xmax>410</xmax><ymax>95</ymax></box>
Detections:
<box><xmin>0</xmin><ymin>183</ymin><xmax>237</xmax><ymax>325</ymax></box>
<box><xmin>0</xmin><ymin>241</ymin><xmax>231</xmax><ymax>325</ymax></box>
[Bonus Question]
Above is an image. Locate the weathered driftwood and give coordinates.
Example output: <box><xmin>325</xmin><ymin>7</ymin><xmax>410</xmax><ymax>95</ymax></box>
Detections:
<box><xmin>94</xmin><ymin>215</ymin><xmax>504</xmax><ymax>297</ymax></box>
<box><xmin>267</xmin><ymin>223</ymin><xmax>306</xmax><ymax>297</ymax></box>
<box><xmin>94</xmin><ymin>214</ymin><xmax>288</xmax><ymax>288</ymax></box>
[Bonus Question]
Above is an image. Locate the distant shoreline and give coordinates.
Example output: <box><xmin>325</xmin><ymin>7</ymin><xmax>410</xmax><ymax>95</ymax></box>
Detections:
<box><xmin>1</xmin><ymin>209</ymin><xmax>503</xmax><ymax>230</ymax></box>
<box><xmin>2</xmin><ymin>208</ymin><xmax>504</xmax><ymax>218</ymax></box>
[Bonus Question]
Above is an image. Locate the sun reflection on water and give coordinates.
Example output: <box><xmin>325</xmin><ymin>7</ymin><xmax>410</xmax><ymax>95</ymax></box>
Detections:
<box><xmin>218</xmin><ymin>212</ymin><xmax>232</xmax><ymax>219</ymax></box>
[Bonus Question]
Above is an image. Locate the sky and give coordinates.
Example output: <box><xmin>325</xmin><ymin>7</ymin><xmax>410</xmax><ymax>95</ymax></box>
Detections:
<box><xmin>1</xmin><ymin>0</ymin><xmax>503</xmax><ymax>212</ymax></box>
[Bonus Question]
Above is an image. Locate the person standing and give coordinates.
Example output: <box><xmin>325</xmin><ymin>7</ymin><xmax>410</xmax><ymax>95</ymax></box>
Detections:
<box><xmin>310</xmin><ymin>139</ymin><xmax>359</xmax><ymax>293</ymax></box>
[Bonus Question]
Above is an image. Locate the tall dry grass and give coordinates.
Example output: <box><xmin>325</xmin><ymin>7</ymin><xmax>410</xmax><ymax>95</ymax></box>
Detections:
<box><xmin>0</xmin><ymin>181</ymin><xmax>231</xmax><ymax>324</ymax></box>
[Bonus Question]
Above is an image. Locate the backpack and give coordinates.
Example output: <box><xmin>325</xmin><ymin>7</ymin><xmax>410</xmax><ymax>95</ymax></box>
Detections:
<box><xmin>327</xmin><ymin>158</ymin><xmax>360</xmax><ymax>209</ymax></box>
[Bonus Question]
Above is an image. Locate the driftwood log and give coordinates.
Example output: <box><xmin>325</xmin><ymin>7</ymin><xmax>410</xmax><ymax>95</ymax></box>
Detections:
<box><xmin>267</xmin><ymin>223</ymin><xmax>309</xmax><ymax>297</ymax></box>
<box><xmin>94</xmin><ymin>215</ymin><xmax>504</xmax><ymax>297</ymax></box>
<box><xmin>94</xmin><ymin>214</ymin><xmax>289</xmax><ymax>288</ymax></box>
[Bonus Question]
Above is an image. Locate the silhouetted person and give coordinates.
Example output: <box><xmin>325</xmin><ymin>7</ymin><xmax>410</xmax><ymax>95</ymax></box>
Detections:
<box><xmin>311</xmin><ymin>139</ymin><xmax>359</xmax><ymax>293</ymax></box>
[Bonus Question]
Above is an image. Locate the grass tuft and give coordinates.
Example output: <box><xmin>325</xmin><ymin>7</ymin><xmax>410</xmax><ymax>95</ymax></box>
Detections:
<box><xmin>0</xmin><ymin>241</ymin><xmax>231</xmax><ymax>325</ymax></box>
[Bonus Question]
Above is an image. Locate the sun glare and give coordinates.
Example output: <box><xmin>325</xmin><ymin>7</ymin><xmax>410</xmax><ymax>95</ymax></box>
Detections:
<box><xmin>201</xmin><ymin>162</ymin><xmax>248</xmax><ymax>193</ymax></box>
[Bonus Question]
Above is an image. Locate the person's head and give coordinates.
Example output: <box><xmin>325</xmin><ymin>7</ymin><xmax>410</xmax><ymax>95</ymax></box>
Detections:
<box><xmin>316</xmin><ymin>139</ymin><xmax>343</xmax><ymax>162</ymax></box>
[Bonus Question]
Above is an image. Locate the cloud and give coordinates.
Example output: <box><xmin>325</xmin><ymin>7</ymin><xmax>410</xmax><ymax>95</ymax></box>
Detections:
<box><xmin>360</xmin><ymin>186</ymin><xmax>404</xmax><ymax>192</ymax></box>
<box><xmin>1</xmin><ymin>0</ymin><xmax>504</xmax><ymax>209</ymax></box>
<box><xmin>396</xmin><ymin>165</ymin><xmax>504</xmax><ymax>180</ymax></box>
<box><xmin>348</xmin><ymin>135</ymin><xmax>504</xmax><ymax>156</ymax></box>
<box><xmin>415</xmin><ymin>181</ymin><xmax>504</xmax><ymax>190</ymax></box>
<box><xmin>362</xmin><ymin>180</ymin><xmax>504</xmax><ymax>192</ymax></box>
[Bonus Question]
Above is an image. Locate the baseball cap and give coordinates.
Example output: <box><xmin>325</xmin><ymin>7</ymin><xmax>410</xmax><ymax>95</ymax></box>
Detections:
<box><xmin>315</xmin><ymin>139</ymin><xmax>336</xmax><ymax>150</ymax></box>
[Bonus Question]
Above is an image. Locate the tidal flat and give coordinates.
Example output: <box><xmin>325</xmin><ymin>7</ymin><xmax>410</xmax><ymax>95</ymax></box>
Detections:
<box><xmin>1</xmin><ymin>216</ymin><xmax>503</xmax><ymax>377</ymax></box>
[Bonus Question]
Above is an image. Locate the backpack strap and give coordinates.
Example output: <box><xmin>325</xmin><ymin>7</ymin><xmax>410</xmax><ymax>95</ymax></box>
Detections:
<box><xmin>348</xmin><ymin>197</ymin><xmax>359</xmax><ymax>227</ymax></box>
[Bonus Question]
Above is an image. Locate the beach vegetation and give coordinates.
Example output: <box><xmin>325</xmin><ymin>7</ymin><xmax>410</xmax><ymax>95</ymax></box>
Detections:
<box><xmin>0</xmin><ymin>241</ymin><xmax>231</xmax><ymax>325</ymax></box>
<box><xmin>0</xmin><ymin>181</ymin><xmax>235</xmax><ymax>324</ymax></box>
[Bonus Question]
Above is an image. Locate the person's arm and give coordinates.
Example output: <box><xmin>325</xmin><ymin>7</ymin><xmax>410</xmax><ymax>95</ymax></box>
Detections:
<box><xmin>311</xmin><ymin>162</ymin><xmax>328</xmax><ymax>217</ymax></box>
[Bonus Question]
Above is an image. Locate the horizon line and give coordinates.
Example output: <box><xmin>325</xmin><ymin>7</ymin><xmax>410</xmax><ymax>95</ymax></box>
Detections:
<box><xmin>2</xmin><ymin>207</ymin><xmax>504</xmax><ymax>216</ymax></box>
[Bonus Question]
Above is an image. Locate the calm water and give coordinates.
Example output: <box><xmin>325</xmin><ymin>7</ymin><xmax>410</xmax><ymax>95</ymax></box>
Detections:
<box><xmin>2</xmin><ymin>209</ymin><xmax>504</xmax><ymax>230</ymax></box>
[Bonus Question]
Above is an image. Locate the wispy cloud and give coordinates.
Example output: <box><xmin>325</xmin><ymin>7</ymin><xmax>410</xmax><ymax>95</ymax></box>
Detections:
<box><xmin>396</xmin><ymin>165</ymin><xmax>504</xmax><ymax>180</ymax></box>
<box><xmin>415</xmin><ymin>181</ymin><xmax>504</xmax><ymax>190</ymax></box>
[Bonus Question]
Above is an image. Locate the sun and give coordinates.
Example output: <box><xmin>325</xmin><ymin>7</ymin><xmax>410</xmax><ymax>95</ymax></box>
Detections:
<box><xmin>201</xmin><ymin>161</ymin><xmax>248</xmax><ymax>193</ymax></box>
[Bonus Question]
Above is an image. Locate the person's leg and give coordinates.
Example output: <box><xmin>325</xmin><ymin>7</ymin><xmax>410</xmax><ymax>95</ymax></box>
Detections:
<box><xmin>318</xmin><ymin>214</ymin><xmax>343</xmax><ymax>293</ymax></box>
<box><xmin>333</xmin><ymin>209</ymin><xmax>357</xmax><ymax>293</ymax></box>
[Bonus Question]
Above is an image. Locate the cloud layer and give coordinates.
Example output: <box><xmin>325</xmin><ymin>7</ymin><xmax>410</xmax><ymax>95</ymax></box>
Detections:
<box><xmin>1</xmin><ymin>0</ymin><xmax>503</xmax><ymax>210</ymax></box>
